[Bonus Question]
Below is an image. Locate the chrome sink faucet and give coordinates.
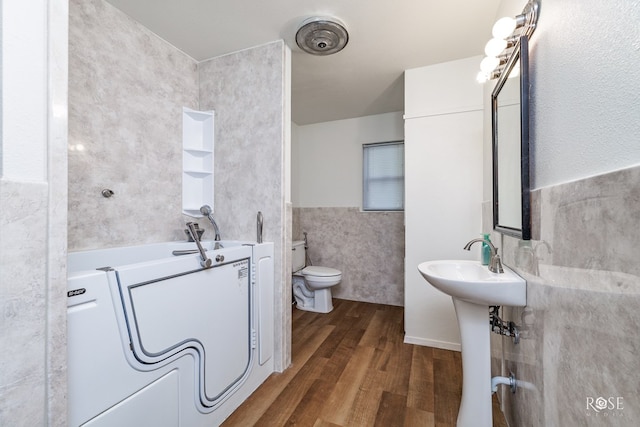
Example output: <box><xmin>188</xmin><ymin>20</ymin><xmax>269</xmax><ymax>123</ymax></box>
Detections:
<box><xmin>464</xmin><ymin>238</ymin><xmax>504</xmax><ymax>273</ymax></box>
<box><xmin>200</xmin><ymin>205</ymin><xmax>221</xmax><ymax>241</ymax></box>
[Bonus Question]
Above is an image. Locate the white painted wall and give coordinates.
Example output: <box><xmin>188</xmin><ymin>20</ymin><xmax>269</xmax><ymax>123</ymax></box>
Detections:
<box><xmin>528</xmin><ymin>0</ymin><xmax>640</xmax><ymax>189</ymax></box>
<box><xmin>0</xmin><ymin>0</ymin><xmax>48</xmax><ymax>181</ymax></box>
<box><xmin>404</xmin><ymin>57</ymin><xmax>483</xmax><ymax>120</ymax></box>
<box><xmin>293</xmin><ymin>111</ymin><xmax>404</xmax><ymax>207</ymax></box>
<box><xmin>404</xmin><ymin>56</ymin><xmax>484</xmax><ymax>350</ymax></box>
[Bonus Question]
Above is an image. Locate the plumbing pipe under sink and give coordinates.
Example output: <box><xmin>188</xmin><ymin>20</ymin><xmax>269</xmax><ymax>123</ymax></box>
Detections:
<box><xmin>491</xmin><ymin>374</ymin><xmax>516</xmax><ymax>393</ymax></box>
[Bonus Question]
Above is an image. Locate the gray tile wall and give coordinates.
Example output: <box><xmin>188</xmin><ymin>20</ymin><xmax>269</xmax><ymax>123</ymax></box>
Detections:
<box><xmin>0</xmin><ymin>182</ymin><xmax>49</xmax><ymax>426</ymax></box>
<box><xmin>488</xmin><ymin>165</ymin><xmax>640</xmax><ymax>426</ymax></box>
<box><xmin>198</xmin><ymin>42</ymin><xmax>286</xmax><ymax>245</ymax></box>
<box><xmin>68</xmin><ymin>0</ymin><xmax>199</xmax><ymax>251</ymax></box>
<box><xmin>294</xmin><ymin>207</ymin><xmax>404</xmax><ymax>306</ymax></box>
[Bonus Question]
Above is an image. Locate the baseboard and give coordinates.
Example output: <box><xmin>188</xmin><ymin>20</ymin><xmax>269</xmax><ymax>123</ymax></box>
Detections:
<box><xmin>403</xmin><ymin>335</ymin><xmax>461</xmax><ymax>352</ymax></box>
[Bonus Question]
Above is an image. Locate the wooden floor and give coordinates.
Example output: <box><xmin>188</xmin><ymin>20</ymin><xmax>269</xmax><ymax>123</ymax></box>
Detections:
<box><xmin>223</xmin><ymin>299</ymin><xmax>507</xmax><ymax>427</ymax></box>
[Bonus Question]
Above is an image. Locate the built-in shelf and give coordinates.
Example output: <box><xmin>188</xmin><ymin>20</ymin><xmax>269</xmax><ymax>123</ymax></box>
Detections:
<box><xmin>182</xmin><ymin>107</ymin><xmax>214</xmax><ymax>217</ymax></box>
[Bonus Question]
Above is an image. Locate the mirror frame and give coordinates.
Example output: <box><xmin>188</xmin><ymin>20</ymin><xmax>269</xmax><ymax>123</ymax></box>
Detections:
<box><xmin>491</xmin><ymin>35</ymin><xmax>531</xmax><ymax>240</ymax></box>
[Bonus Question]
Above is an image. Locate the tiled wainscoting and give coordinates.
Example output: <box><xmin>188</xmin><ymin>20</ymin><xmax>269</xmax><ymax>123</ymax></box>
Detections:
<box><xmin>293</xmin><ymin>207</ymin><xmax>405</xmax><ymax>306</ymax></box>
<box><xmin>488</xmin><ymin>165</ymin><xmax>640</xmax><ymax>426</ymax></box>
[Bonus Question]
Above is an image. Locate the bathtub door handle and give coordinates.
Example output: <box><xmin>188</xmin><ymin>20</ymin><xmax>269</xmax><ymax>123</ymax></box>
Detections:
<box><xmin>186</xmin><ymin>222</ymin><xmax>212</xmax><ymax>268</ymax></box>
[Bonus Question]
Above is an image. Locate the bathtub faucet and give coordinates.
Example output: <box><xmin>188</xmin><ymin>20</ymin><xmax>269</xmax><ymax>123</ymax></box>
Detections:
<box><xmin>200</xmin><ymin>205</ymin><xmax>221</xmax><ymax>241</ymax></box>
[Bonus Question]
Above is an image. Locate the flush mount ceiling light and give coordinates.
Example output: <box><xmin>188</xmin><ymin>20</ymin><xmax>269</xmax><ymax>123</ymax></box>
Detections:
<box><xmin>477</xmin><ymin>0</ymin><xmax>540</xmax><ymax>83</ymax></box>
<box><xmin>295</xmin><ymin>17</ymin><xmax>349</xmax><ymax>56</ymax></box>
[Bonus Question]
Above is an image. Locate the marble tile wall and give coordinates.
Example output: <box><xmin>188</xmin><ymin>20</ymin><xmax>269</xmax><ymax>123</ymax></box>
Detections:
<box><xmin>0</xmin><ymin>182</ymin><xmax>67</xmax><ymax>426</ymax></box>
<box><xmin>46</xmin><ymin>0</ymin><xmax>71</xmax><ymax>421</ymax></box>
<box><xmin>68</xmin><ymin>0</ymin><xmax>199</xmax><ymax>251</ymax></box>
<box><xmin>198</xmin><ymin>42</ymin><xmax>286</xmax><ymax>246</ymax></box>
<box><xmin>487</xmin><ymin>165</ymin><xmax>640</xmax><ymax>426</ymax></box>
<box><xmin>198</xmin><ymin>41</ymin><xmax>290</xmax><ymax>371</ymax></box>
<box><xmin>0</xmin><ymin>181</ymin><xmax>49</xmax><ymax>426</ymax></box>
<box><xmin>294</xmin><ymin>207</ymin><xmax>405</xmax><ymax>306</ymax></box>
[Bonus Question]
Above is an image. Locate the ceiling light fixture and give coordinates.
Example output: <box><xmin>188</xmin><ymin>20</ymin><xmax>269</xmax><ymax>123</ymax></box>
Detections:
<box><xmin>477</xmin><ymin>0</ymin><xmax>540</xmax><ymax>82</ymax></box>
<box><xmin>295</xmin><ymin>17</ymin><xmax>349</xmax><ymax>56</ymax></box>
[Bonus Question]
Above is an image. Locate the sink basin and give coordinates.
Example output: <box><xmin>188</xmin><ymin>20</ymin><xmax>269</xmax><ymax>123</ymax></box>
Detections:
<box><xmin>418</xmin><ymin>260</ymin><xmax>526</xmax><ymax>306</ymax></box>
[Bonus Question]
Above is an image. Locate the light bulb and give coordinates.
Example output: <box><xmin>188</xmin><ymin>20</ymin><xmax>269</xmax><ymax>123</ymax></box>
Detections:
<box><xmin>492</xmin><ymin>17</ymin><xmax>517</xmax><ymax>39</ymax></box>
<box><xmin>480</xmin><ymin>56</ymin><xmax>500</xmax><ymax>73</ymax></box>
<box><xmin>476</xmin><ymin>71</ymin><xmax>489</xmax><ymax>84</ymax></box>
<box><xmin>484</xmin><ymin>38</ymin><xmax>508</xmax><ymax>57</ymax></box>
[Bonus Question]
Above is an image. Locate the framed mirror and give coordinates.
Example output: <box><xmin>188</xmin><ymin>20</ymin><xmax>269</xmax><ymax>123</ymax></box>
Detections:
<box><xmin>491</xmin><ymin>35</ymin><xmax>531</xmax><ymax>240</ymax></box>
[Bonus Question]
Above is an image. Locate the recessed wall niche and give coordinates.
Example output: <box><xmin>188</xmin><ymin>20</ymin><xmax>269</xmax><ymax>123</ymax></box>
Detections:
<box><xmin>182</xmin><ymin>107</ymin><xmax>214</xmax><ymax>217</ymax></box>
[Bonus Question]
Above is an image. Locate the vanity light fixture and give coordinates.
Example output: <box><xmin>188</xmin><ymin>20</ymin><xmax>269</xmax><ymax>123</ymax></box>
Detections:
<box><xmin>480</xmin><ymin>55</ymin><xmax>509</xmax><ymax>74</ymax></box>
<box><xmin>480</xmin><ymin>56</ymin><xmax>500</xmax><ymax>74</ymax></box>
<box><xmin>477</xmin><ymin>0</ymin><xmax>540</xmax><ymax>83</ymax></box>
<box><xmin>484</xmin><ymin>36</ymin><xmax>518</xmax><ymax>58</ymax></box>
<box><xmin>484</xmin><ymin>38</ymin><xmax>508</xmax><ymax>57</ymax></box>
<box><xmin>492</xmin><ymin>16</ymin><xmax>526</xmax><ymax>39</ymax></box>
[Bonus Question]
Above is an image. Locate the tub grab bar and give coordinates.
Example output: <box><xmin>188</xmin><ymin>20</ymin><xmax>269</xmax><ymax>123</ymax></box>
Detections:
<box><xmin>257</xmin><ymin>211</ymin><xmax>263</xmax><ymax>243</ymax></box>
<box><xmin>172</xmin><ymin>249</ymin><xmax>199</xmax><ymax>256</ymax></box>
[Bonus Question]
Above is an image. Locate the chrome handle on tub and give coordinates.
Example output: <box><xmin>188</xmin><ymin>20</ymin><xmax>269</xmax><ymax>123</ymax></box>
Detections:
<box><xmin>186</xmin><ymin>222</ymin><xmax>212</xmax><ymax>268</ymax></box>
<box><xmin>172</xmin><ymin>249</ymin><xmax>199</xmax><ymax>256</ymax></box>
<box><xmin>257</xmin><ymin>211</ymin><xmax>263</xmax><ymax>244</ymax></box>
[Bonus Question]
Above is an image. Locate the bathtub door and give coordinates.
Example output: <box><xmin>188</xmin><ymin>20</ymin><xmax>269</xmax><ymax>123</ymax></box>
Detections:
<box><xmin>115</xmin><ymin>245</ymin><xmax>254</xmax><ymax>408</ymax></box>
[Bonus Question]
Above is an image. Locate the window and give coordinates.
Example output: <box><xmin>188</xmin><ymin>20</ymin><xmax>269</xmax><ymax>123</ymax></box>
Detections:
<box><xmin>362</xmin><ymin>141</ymin><xmax>404</xmax><ymax>211</ymax></box>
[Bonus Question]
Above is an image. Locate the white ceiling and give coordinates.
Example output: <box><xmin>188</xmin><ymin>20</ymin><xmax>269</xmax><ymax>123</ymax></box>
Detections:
<box><xmin>104</xmin><ymin>0</ymin><xmax>501</xmax><ymax>125</ymax></box>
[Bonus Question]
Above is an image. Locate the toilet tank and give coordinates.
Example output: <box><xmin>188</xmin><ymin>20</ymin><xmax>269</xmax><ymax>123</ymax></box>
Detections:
<box><xmin>292</xmin><ymin>241</ymin><xmax>306</xmax><ymax>272</ymax></box>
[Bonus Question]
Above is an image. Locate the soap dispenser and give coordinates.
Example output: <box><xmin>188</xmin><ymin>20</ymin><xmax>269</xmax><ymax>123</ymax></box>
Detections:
<box><xmin>481</xmin><ymin>234</ymin><xmax>491</xmax><ymax>266</ymax></box>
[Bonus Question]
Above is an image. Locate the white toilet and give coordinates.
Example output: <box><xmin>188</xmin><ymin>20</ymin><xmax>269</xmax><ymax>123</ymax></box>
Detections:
<box><xmin>291</xmin><ymin>240</ymin><xmax>342</xmax><ymax>313</ymax></box>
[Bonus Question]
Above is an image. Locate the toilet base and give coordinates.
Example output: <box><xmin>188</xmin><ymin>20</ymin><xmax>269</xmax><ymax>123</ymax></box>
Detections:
<box><xmin>293</xmin><ymin>287</ymin><xmax>334</xmax><ymax>313</ymax></box>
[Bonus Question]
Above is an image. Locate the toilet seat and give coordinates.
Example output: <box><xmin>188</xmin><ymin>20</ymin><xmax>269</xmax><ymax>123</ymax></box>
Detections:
<box><xmin>301</xmin><ymin>266</ymin><xmax>341</xmax><ymax>277</ymax></box>
<box><xmin>301</xmin><ymin>266</ymin><xmax>342</xmax><ymax>290</ymax></box>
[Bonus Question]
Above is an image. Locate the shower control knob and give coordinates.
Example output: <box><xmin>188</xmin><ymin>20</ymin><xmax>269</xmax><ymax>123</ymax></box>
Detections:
<box><xmin>215</xmin><ymin>254</ymin><xmax>224</xmax><ymax>262</ymax></box>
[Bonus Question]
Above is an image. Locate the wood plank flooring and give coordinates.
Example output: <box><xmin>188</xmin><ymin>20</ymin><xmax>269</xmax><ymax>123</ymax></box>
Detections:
<box><xmin>223</xmin><ymin>299</ymin><xmax>507</xmax><ymax>427</ymax></box>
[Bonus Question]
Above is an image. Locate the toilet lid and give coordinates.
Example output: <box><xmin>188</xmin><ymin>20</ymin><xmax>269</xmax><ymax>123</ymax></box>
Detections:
<box><xmin>301</xmin><ymin>266</ymin><xmax>341</xmax><ymax>277</ymax></box>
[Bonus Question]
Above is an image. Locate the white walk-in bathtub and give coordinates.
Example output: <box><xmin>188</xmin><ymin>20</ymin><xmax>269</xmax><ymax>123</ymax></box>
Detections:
<box><xmin>67</xmin><ymin>240</ymin><xmax>274</xmax><ymax>426</ymax></box>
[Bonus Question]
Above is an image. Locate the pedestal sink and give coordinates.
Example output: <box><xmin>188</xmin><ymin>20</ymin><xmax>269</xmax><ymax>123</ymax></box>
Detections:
<box><xmin>417</xmin><ymin>260</ymin><xmax>526</xmax><ymax>427</ymax></box>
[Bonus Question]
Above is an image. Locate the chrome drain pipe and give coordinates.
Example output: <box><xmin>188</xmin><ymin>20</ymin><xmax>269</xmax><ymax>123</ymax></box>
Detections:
<box><xmin>491</xmin><ymin>373</ymin><xmax>517</xmax><ymax>394</ymax></box>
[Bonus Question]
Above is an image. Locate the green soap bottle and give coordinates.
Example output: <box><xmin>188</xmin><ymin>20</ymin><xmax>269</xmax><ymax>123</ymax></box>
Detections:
<box><xmin>481</xmin><ymin>234</ymin><xmax>491</xmax><ymax>266</ymax></box>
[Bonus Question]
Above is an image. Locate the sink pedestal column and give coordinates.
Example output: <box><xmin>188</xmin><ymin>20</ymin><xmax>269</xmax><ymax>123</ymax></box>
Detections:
<box><xmin>452</xmin><ymin>298</ymin><xmax>492</xmax><ymax>427</ymax></box>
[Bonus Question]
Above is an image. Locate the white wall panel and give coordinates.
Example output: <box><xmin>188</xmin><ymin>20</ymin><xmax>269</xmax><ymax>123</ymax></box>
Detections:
<box><xmin>404</xmin><ymin>58</ymin><xmax>483</xmax><ymax>348</ymax></box>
